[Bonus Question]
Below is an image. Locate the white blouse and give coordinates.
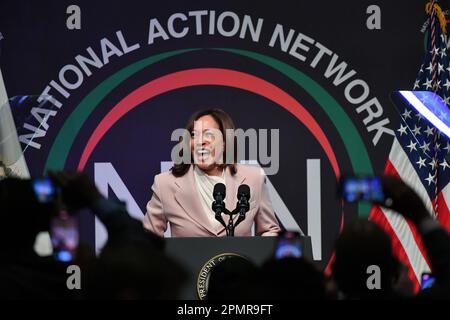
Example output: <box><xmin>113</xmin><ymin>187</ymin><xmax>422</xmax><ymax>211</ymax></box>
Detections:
<box><xmin>193</xmin><ymin>165</ymin><xmax>225</xmax><ymax>230</ymax></box>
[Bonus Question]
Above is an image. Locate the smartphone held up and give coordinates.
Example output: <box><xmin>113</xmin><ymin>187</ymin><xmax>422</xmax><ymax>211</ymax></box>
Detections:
<box><xmin>32</xmin><ymin>177</ymin><xmax>79</xmax><ymax>262</ymax></box>
<box><xmin>274</xmin><ymin>231</ymin><xmax>303</xmax><ymax>260</ymax></box>
<box><xmin>339</xmin><ymin>176</ymin><xmax>385</xmax><ymax>204</ymax></box>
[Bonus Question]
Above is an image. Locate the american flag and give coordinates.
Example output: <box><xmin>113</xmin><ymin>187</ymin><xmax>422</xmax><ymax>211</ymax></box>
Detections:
<box><xmin>370</xmin><ymin>2</ymin><xmax>450</xmax><ymax>292</ymax></box>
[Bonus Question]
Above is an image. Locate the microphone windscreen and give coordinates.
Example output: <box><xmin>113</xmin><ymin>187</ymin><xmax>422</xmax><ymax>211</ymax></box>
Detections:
<box><xmin>213</xmin><ymin>183</ymin><xmax>226</xmax><ymax>198</ymax></box>
<box><xmin>238</xmin><ymin>184</ymin><xmax>250</xmax><ymax>200</ymax></box>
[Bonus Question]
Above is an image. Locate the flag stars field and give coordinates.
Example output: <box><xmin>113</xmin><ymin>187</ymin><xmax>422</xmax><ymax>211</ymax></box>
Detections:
<box><xmin>407</xmin><ymin>141</ymin><xmax>418</xmax><ymax>152</ymax></box>
<box><xmin>370</xmin><ymin>5</ymin><xmax>450</xmax><ymax>292</ymax></box>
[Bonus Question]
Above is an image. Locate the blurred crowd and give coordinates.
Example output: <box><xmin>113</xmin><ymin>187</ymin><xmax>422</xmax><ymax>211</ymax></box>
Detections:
<box><xmin>0</xmin><ymin>172</ymin><xmax>449</xmax><ymax>300</ymax></box>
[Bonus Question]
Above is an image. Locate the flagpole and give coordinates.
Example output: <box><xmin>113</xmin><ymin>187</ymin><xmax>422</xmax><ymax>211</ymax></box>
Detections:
<box><xmin>428</xmin><ymin>0</ymin><xmax>441</xmax><ymax>218</ymax></box>
<box><xmin>0</xmin><ymin>68</ymin><xmax>30</xmax><ymax>179</ymax></box>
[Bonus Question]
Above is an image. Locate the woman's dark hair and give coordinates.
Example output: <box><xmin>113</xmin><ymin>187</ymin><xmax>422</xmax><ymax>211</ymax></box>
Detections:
<box><xmin>171</xmin><ymin>109</ymin><xmax>237</xmax><ymax>177</ymax></box>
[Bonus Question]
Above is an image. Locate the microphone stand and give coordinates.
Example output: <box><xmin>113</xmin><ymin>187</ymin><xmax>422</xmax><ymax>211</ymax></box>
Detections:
<box><xmin>217</xmin><ymin>207</ymin><xmax>242</xmax><ymax>237</ymax></box>
<box><xmin>224</xmin><ymin>208</ymin><xmax>238</xmax><ymax>237</ymax></box>
<box><xmin>212</xmin><ymin>196</ymin><xmax>249</xmax><ymax>237</ymax></box>
<box><xmin>227</xmin><ymin>211</ymin><xmax>234</xmax><ymax>236</ymax></box>
<box><xmin>212</xmin><ymin>199</ymin><xmax>230</xmax><ymax>236</ymax></box>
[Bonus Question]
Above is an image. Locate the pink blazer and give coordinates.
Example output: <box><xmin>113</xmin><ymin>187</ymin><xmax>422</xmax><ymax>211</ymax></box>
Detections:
<box><xmin>143</xmin><ymin>164</ymin><xmax>280</xmax><ymax>237</ymax></box>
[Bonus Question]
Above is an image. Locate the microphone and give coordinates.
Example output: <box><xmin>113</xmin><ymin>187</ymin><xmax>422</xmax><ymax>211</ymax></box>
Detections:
<box><xmin>212</xmin><ymin>183</ymin><xmax>228</xmax><ymax>233</ymax></box>
<box><xmin>213</xmin><ymin>182</ymin><xmax>226</xmax><ymax>201</ymax></box>
<box><xmin>234</xmin><ymin>184</ymin><xmax>250</xmax><ymax>228</ymax></box>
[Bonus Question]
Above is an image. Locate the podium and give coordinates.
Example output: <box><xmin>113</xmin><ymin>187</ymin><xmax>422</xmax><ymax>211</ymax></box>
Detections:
<box><xmin>165</xmin><ymin>236</ymin><xmax>312</xmax><ymax>300</ymax></box>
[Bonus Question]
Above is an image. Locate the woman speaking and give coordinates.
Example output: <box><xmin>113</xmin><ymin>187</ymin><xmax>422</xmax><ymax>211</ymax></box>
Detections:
<box><xmin>143</xmin><ymin>109</ymin><xmax>280</xmax><ymax>237</ymax></box>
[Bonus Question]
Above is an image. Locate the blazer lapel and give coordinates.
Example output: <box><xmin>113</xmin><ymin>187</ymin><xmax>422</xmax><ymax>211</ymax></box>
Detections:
<box><xmin>174</xmin><ymin>166</ymin><xmax>217</xmax><ymax>236</ymax></box>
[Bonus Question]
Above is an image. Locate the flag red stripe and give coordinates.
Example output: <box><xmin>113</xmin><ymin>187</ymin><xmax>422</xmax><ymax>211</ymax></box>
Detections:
<box><xmin>369</xmin><ymin>206</ymin><xmax>421</xmax><ymax>293</ymax></box>
<box><xmin>369</xmin><ymin>159</ymin><xmax>431</xmax><ymax>292</ymax></box>
<box><xmin>385</xmin><ymin>158</ymin><xmax>433</xmax><ymax>271</ymax></box>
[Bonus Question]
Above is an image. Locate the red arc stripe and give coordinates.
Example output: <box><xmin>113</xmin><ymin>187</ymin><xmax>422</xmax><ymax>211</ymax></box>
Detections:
<box><xmin>77</xmin><ymin>68</ymin><xmax>341</xmax><ymax>181</ymax></box>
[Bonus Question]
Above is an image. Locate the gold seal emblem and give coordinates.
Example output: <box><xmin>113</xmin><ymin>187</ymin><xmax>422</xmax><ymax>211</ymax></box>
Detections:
<box><xmin>196</xmin><ymin>253</ymin><xmax>246</xmax><ymax>300</ymax></box>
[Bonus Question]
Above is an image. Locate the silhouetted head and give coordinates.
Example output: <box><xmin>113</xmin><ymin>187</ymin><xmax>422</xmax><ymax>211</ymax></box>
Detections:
<box><xmin>207</xmin><ymin>256</ymin><xmax>258</xmax><ymax>300</ymax></box>
<box><xmin>87</xmin><ymin>243</ymin><xmax>187</xmax><ymax>299</ymax></box>
<box><xmin>260</xmin><ymin>257</ymin><xmax>326</xmax><ymax>299</ymax></box>
<box><xmin>332</xmin><ymin>219</ymin><xmax>399</xmax><ymax>299</ymax></box>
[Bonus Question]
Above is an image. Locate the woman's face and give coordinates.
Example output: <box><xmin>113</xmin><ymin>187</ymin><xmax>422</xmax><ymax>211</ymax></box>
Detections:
<box><xmin>191</xmin><ymin>115</ymin><xmax>224</xmax><ymax>173</ymax></box>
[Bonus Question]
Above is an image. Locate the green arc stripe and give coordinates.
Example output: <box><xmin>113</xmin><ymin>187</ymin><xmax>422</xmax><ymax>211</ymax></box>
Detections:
<box><xmin>44</xmin><ymin>48</ymin><xmax>374</xmax><ymax>216</ymax></box>
<box><xmin>217</xmin><ymin>49</ymin><xmax>374</xmax><ymax>215</ymax></box>
<box><xmin>44</xmin><ymin>49</ymin><xmax>197</xmax><ymax>172</ymax></box>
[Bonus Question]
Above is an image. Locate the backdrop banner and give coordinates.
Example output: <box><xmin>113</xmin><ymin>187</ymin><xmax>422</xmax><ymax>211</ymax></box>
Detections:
<box><xmin>0</xmin><ymin>0</ymin><xmax>432</xmax><ymax>267</ymax></box>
